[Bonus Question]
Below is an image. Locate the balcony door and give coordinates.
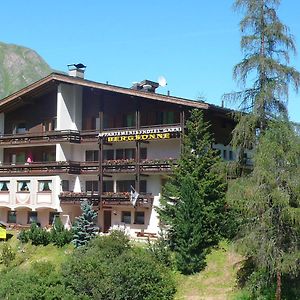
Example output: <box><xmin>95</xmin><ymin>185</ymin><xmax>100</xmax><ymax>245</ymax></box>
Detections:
<box><xmin>103</xmin><ymin>210</ymin><xmax>111</xmax><ymax>233</ymax></box>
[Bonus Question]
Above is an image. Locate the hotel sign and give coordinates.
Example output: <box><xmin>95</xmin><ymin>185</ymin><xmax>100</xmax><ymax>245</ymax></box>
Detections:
<box><xmin>99</xmin><ymin>126</ymin><xmax>182</xmax><ymax>142</ymax></box>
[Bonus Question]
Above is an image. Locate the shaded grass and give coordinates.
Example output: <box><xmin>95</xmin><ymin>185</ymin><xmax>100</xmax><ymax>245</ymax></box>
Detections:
<box><xmin>0</xmin><ymin>230</ymin><xmax>73</xmax><ymax>271</ymax></box>
<box><xmin>175</xmin><ymin>241</ymin><xmax>243</xmax><ymax>300</ymax></box>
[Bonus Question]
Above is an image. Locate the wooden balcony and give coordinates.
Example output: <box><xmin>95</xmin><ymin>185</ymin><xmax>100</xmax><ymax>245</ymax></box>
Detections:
<box><xmin>102</xmin><ymin>192</ymin><xmax>153</xmax><ymax>207</ymax></box>
<box><xmin>140</xmin><ymin>159</ymin><xmax>176</xmax><ymax>173</ymax></box>
<box><xmin>59</xmin><ymin>192</ymin><xmax>153</xmax><ymax>207</ymax></box>
<box><xmin>0</xmin><ymin>161</ymin><xmax>81</xmax><ymax>176</ymax></box>
<box><xmin>59</xmin><ymin>191</ymin><xmax>100</xmax><ymax>205</ymax></box>
<box><xmin>0</xmin><ymin>130</ymin><xmax>80</xmax><ymax>146</ymax></box>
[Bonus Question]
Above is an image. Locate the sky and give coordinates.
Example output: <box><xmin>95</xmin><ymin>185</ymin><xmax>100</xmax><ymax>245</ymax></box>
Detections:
<box><xmin>1</xmin><ymin>0</ymin><xmax>300</xmax><ymax>122</ymax></box>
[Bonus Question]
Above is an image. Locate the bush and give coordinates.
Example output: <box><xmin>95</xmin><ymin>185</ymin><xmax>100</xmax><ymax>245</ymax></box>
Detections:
<box><xmin>17</xmin><ymin>220</ymin><xmax>73</xmax><ymax>247</ymax></box>
<box><xmin>63</xmin><ymin>231</ymin><xmax>176</xmax><ymax>300</ymax></box>
<box><xmin>0</xmin><ymin>261</ymin><xmax>80</xmax><ymax>300</ymax></box>
<box><xmin>0</xmin><ymin>243</ymin><xmax>15</xmax><ymax>267</ymax></box>
<box><xmin>50</xmin><ymin>217</ymin><xmax>73</xmax><ymax>247</ymax></box>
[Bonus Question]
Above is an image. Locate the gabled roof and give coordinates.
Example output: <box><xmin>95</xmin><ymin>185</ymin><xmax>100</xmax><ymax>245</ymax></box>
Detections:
<box><xmin>0</xmin><ymin>72</ymin><xmax>232</xmax><ymax>115</ymax></box>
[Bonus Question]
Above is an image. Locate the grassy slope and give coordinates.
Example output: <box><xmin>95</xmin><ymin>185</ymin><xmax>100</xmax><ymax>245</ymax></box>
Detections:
<box><xmin>175</xmin><ymin>241</ymin><xmax>243</xmax><ymax>300</ymax></box>
<box><xmin>0</xmin><ymin>231</ymin><xmax>72</xmax><ymax>272</ymax></box>
<box><xmin>1</xmin><ymin>233</ymin><xmax>243</xmax><ymax>299</ymax></box>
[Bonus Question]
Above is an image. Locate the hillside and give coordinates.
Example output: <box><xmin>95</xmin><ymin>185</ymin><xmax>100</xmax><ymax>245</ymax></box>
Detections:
<box><xmin>0</xmin><ymin>42</ymin><xmax>52</xmax><ymax>99</ymax></box>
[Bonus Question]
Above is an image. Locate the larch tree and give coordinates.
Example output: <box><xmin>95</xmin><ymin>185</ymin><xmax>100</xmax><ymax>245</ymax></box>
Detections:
<box><xmin>157</xmin><ymin>109</ymin><xmax>227</xmax><ymax>274</ymax></box>
<box><xmin>224</xmin><ymin>0</ymin><xmax>300</xmax><ymax>157</ymax></box>
<box><xmin>227</xmin><ymin>120</ymin><xmax>300</xmax><ymax>300</ymax></box>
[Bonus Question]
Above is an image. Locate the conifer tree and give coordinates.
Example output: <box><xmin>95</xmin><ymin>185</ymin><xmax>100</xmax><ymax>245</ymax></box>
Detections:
<box><xmin>228</xmin><ymin>120</ymin><xmax>300</xmax><ymax>300</ymax></box>
<box><xmin>72</xmin><ymin>200</ymin><xmax>98</xmax><ymax>248</ymax></box>
<box><xmin>224</xmin><ymin>0</ymin><xmax>300</xmax><ymax>155</ymax></box>
<box><xmin>158</xmin><ymin>109</ymin><xmax>227</xmax><ymax>274</ymax></box>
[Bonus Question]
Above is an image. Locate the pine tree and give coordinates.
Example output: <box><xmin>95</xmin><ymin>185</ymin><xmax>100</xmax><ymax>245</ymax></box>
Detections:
<box><xmin>158</xmin><ymin>109</ymin><xmax>227</xmax><ymax>274</ymax></box>
<box><xmin>224</xmin><ymin>0</ymin><xmax>300</xmax><ymax>156</ymax></box>
<box><xmin>72</xmin><ymin>200</ymin><xmax>98</xmax><ymax>248</ymax></box>
<box><xmin>228</xmin><ymin>120</ymin><xmax>300</xmax><ymax>300</ymax></box>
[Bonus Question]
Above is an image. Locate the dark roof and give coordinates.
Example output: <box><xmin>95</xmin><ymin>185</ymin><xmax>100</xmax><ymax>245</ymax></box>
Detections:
<box><xmin>0</xmin><ymin>72</ymin><xmax>233</xmax><ymax>115</ymax></box>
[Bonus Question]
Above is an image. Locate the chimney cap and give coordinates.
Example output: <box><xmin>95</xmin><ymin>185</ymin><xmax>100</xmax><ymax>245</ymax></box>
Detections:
<box><xmin>67</xmin><ymin>63</ymin><xmax>86</xmax><ymax>70</ymax></box>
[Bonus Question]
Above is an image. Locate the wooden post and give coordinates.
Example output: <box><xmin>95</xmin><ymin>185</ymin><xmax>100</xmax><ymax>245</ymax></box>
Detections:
<box><xmin>180</xmin><ymin>109</ymin><xmax>185</xmax><ymax>153</ymax></box>
<box><xmin>98</xmin><ymin>109</ymin><xmax>104</xmax><ymax>203</ymax></box>
<box><xmin>135</xmin><ymin>104</ymin><xmax>140</xmax><ymax>193</ymax></box>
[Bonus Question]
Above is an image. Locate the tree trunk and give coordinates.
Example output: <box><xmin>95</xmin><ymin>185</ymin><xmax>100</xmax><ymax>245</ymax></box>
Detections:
<box><xmin>276</xmin><ymin>270</ymin><xmax>282</xmax><ymax>300</ymax></box>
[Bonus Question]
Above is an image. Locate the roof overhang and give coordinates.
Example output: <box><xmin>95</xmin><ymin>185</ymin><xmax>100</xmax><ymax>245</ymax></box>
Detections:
<box><xmin>0</xmin><ymin>72</ymin><xmax>233</xmax><ymax>115</ymax></box>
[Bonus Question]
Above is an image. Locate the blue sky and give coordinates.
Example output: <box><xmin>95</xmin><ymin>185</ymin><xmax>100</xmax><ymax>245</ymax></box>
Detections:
<box><xmin>1</xmin><ymin>0</ymin><xmax>300</xmax><ymax>122</ymax></box>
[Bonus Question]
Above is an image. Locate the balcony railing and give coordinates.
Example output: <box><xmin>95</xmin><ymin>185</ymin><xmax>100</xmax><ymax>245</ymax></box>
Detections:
<box><xmin>0</xmin><ymin>161</ymin><xmax>81</xmax><ymax>176</ymax></box>
<box><xmin>59</xmin><ymin>191</ymin><xmax>100</xmax><ymax>204</ymax></box>
<box><xmin>0</xmin><ymin>130</ymin><xmax>80</xmax><ymax>145</ymax></box>
<box><xmin>102</xmin><ymin>192</ymin><xmax>153</xmax><ymax>207</ymax></box>
<box><xmin>59</xmin><ymin>191</ymin><xmax>153</xmax><ymax>207</ymax></box>
<box><xmin>140</xmin><ymin>158</ymin><xmax>176</xmax><ymax>172</ymax></box>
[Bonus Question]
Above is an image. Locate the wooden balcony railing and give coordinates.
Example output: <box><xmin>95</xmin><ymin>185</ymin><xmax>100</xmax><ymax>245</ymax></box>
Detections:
<box><xmin>140</xmin><ymin>158</ymin><xmax>176</xmax><ymax>172</ymax></box>
<box><xmin>59</xmin><ymin>191</ymin><xmax>153</xmax><ymax>207</ymax></box>
<box><xmin>102</xmin><ymin>192</ymin><xmax>153</xmax><ymax>207</ymax></box>
<box><xmin>59</xmin><ymin>191</ymin><xmax>100</xmax><ymax>204</ymax></box>
<box><xmin>0</xmin><ymin>130</ymin><xmax>80</xmax><ymax>145</ymax></box>
<box><xmin>0</xmin><ymin>161</ymin><xmax>81</xmax><ymax>176</ymax></box>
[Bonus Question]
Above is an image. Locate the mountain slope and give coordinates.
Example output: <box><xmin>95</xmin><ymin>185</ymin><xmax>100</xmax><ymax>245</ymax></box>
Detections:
<box><xmin>0</xmin><ymin>42</ymin><xmax>52</xmax><ymax>99</ymax></box>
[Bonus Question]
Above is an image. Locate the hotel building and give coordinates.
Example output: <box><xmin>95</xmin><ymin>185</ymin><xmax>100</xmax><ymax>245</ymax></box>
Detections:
<box><xmin>0</xmin><ymin>67</ymin><xmax>241</xmax><ymax>236</ymax></box>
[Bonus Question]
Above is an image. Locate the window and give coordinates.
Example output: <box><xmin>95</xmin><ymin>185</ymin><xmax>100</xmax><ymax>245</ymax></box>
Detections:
<box><xmin>103</xmin><ymin>149</ymin><xmax>114</xmax><ymax>161</ymax></box>
<box><xmin>28</xmin><ymin>211</ymin><xmax>38</xmax><ymax>224</ymax></box>
<box><xmin>0</xmin><ymin>181</ymin><xmax>9</xmax><ymax>191</ymax></box>
<box><xmin>7</xmin><ymin>211</ymin><xmax>16</xmax><ymax>223</ymax></box>
<box><xmin>38</xmin><ymin>180</ymin><xmax>52</xmax><ymax>192</ymax></box>
<box><xmin>42</xmin><ymin>151</ymin><xmax>55</xmax><ymax>162</ymax></box>
<box><xmin>16</xmin><ymin>152</ymin><xmax>26</xmax><ymax>164</ymax></box>
<box><xmin>223</xmin><ymin>149</ymin><xmax>227</xmax><ymax>160</ymax></box>
<box><xmin>140</xmin><ymin>180</ymin><xmax>147</xmax><ymax>193</ymax></box>
<box><xmin>229</xmin><ymin>150</ymin><xmax>233</xmax><ymax>161</ymax></box>
<box><xmin>86</xmin><ymin>150</ymin><xmax>99</xmax><ymax>161</ymax></box>
<box><xmin>116</xmin><ymin>148</ymin><xmax>135</xmax><ymax>160</ymax></box>
<box><xmin>140</xmin><ymin>148</ymin><xmax>147</xmax><ymax>160</ymax></box>
<box><xmin>61</xmin><ymin>180</ymin><xmax>69</xmax><ymax>192</ymax></box>
<box><xmin>86</xmin><ymin>181</ymin><xmax>98</xmax><ymax>193</ymax></box>
<box><xmin>103</xmin><ymin>181</ymin><xmax>114</xmax><ymax>192</ymax></box>
<box><xmin>18</xmin><ymin>181</ymin><xmax>30</xmax><ymax>192</ymax></box>
<box><xmin>121</xmin><ymin>211</ymin><xmax>131</xmax><ymax>224</ymax></box>
<box><xmin>134</xmin><ymin>211</ymin><xmax>145</xmax><ymax>225</ymax></box>
<box><xmin>49</xmin><ymin>212</ymin><xmax>60</xmax><ymax>225</ymax></box>
<box><xmin>125</xmin><ymin>149</ymin><xmax>135</xmax><ymax>160</ymax></box>
<box><xmin>123</xmin><ymin>113</ymin><xmax>135</xmax><ymax>127</ymax></box>
<box><xmin>156</xmin><ymin>111</ymin><xmax>175</xmax><ymax>125</ymax></box>
<box><xmin>116</xmin><ymin>180</ymin><xmax>135</xmax><ymax>192</ymax></box>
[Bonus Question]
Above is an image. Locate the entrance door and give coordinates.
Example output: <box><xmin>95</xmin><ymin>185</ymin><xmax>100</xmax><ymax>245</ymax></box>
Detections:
<box><xmin>103</xmin><ymin>210</ymin><xmax>112</xmax><ymax>233</ymax></box>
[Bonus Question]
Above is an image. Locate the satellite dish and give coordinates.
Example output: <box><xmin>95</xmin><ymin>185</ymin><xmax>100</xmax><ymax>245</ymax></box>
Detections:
<box><xmin>158</xmin><ymin>76</ymin><xmax>167</xmax><ymax>87</ymax></box>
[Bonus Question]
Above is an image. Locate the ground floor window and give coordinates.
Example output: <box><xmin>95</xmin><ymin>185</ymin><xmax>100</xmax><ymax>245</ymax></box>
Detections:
<box><xmin>134</xmin><ymin>211</ymin><xmax>145</xmax><ymax>225</ymax></box>
<box><xmin>7</xmin><ymin>211</ymin><xmax>16</xmax><ymax>223</ymax></box>
<box><xmin>28</xmin><ymin>211</ymin><xmax>38</xmax><ymax>224</ymax></box>
<box><xmin>49</xmin><ymin>212</ymin><xmax>60</xmax><ymax>225</ymax></box>
<box><xmin>121</xmin><ymin>211</ymin><xmax>131</xmax><ymax>224</ymax></box>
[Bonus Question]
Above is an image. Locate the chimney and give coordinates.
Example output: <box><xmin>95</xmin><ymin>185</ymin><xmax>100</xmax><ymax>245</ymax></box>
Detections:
<box><xmin>67</xmin><ymin>63</ymin><xmax>86</xmax><ymax>78</ymax></box>
<box><xmin>131</xmin><ymin>80</ymin><xmax>159</xmax><ymax>93</ymax></box>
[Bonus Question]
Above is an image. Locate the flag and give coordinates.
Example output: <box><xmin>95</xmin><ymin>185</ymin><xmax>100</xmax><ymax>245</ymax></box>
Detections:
<box><xmin>130</xmin><ymin>185</ymin><xmax>139</xmax><ymax>207</ymax></box>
